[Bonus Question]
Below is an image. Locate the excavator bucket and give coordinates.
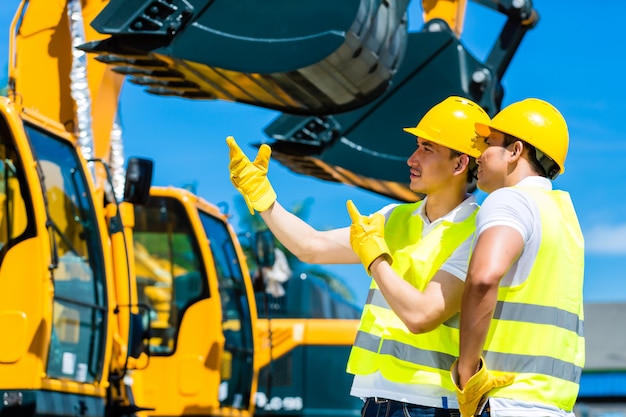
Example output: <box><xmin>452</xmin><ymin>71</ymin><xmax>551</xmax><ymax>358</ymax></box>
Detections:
<box><xmin>263</xmin><ymin>2</ymin><xmax>539</xmax><ymax>202</ymax></box>
<box><xmin>262</xmin><ymin>24</ymin><xmax>493</xmax><ymax>202</ymax></box>
<box><xmin>81</xmin><ymin>0</ymin><xmax>410</xmax><ymax>115</ymax></box>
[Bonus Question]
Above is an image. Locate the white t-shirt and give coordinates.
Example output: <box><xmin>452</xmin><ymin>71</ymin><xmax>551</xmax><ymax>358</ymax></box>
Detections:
<box><xmin>475</xmin><ymin>177</ymin><xmax>575</xmax><ymax>417</ymax></box>
<box><xmin>350</xmin><ymin>195</ymin><xmax>478</xmax><ymax>409</ymax></box>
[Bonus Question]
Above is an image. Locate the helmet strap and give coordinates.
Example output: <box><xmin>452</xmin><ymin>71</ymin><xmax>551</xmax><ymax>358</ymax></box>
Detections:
<box><xmin>535</xmin><ymin>149</ymin><xmax>560</xmax><ymax>180</ymax></box>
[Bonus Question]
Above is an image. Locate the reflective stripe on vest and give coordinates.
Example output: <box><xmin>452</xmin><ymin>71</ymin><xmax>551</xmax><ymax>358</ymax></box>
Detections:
<box><xmin>483</xmin><ymin>186</ymin><xmax>584</xmax><ymax>411</ymax></box>
<box><xmin>346</xmin><ymin>201</ymin><xmax>477</xmax><ymax>389</ymax></box>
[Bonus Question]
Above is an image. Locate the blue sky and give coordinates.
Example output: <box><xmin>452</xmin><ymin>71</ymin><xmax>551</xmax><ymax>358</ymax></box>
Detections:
<box><xmin>1</xmin><ymin>1</ymin><xmax>625</xmax><ymax>307</ymax></box>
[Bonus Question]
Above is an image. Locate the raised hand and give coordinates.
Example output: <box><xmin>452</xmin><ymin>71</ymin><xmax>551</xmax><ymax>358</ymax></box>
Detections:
<box><xmin>227</xmin><ymin>136</ymin><xmax>277</xmax><ymax>215</ymax></box>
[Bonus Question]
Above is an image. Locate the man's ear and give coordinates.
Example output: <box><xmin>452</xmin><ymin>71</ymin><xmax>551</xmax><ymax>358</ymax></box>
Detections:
<box><xmin>511</xmin><ymin>141</ymin><xmax>524</xmax><ymax>159</ymax></box>
<box><xmin>455</xmin><ymin>154</ymin><xmax>470</xmax><ymax>173</ymax></box>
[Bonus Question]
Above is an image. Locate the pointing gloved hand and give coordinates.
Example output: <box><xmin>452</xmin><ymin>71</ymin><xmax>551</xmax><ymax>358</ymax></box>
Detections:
<box><xmin>226</xmin><ymin>136</ymin><xmax>277</xmax><ymax>215</ymax></box>
<box><xmin>451</xmin><ymin>357</ymin><xmax>515</xmax><ymax>417</ymax></box>
<box><xmin>346</xmin><ymin>200</ymin><xmax>392</xmax><ymax>275</ymax></box>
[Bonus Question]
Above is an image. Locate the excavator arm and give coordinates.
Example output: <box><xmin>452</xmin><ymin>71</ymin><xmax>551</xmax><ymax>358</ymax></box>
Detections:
<box><xmin>263</xmin><ymin>0</ymin><xmax>539</xmax><ymax>202</ymax></box>
<box><xmin>80</xmin><ymin>0</ymin><xmax>537</xmax><ymax>202</ymax></box>
<box><xmin>9</xmin><ymin>0</ymin><xmax>124</xmax><ymax>167</ymax></box>
<box><xmin>9</xmin><ymin>0</ymin><xmax>537</xmax><ymax>203</ymax></box>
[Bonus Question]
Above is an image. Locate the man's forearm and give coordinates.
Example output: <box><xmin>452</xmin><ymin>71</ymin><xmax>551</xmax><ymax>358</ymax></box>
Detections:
<box><xmin>260</xmin><ymin>201</ymin><xmax>357</xmax><ymax>265</ymax></box>
<box><xmin>458</xmin><ymin>281</ymin><xmax>498</xmax><ymax>388</ymax></box>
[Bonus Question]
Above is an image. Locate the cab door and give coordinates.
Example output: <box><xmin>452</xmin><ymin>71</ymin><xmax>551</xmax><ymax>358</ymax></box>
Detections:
<box><xmin>199</xmin><ymin>212</ymin><xmax>255</xmax><ymax>409</ymax></box>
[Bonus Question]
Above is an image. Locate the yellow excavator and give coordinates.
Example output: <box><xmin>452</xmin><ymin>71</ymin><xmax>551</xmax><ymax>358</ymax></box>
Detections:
<box><xmin>0</xmin><ymin>1</ymin><xmax>537</xmax><ymax>417</ymax></box>
<box><xmin>130</xmin><ymin>186</ymin><xmax>262</xmax><ymax>416</ymax></box>
<box><xmin>131</xmin><ymin>186</ymin><xmax>363</xmax><ymax>417</ymax></box>
<box><xmin>1</xmin><ymin>1</ymin><xmax>156</xmax><ymax>416</ymax></box>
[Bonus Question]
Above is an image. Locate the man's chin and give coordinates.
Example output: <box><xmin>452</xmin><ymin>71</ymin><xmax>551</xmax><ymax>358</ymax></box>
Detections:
<box><xmin>409</xmin><ymin>185</ymin><xmax>427</xmax><ymax>197</ymax></box>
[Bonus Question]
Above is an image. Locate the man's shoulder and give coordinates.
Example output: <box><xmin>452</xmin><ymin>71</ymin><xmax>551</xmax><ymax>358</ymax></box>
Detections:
<box><xmin>483</xmin><ymin>186</ymin><xmax>532</xmax><ymax>209</ymax></box>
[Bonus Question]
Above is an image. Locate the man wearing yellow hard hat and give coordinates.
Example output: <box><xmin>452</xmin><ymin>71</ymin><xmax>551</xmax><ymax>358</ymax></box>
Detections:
<box><xmin>226</xmin><ymin>96</ymin><xmax>501</xmax><ymax>417</ymax></box>
<box><xmin>452</xmin><ymin>98</ymin><xmax>585</xmax><ymax>417</ymax></box>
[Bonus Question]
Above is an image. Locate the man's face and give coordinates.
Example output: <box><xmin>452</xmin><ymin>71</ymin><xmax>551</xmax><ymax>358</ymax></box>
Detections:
<box><xmin>406</xmin><ymin>137</ymin><xmax>462</xmax><ymax>194</ymax></box>
<box><xmin>475</xmin><ymin>130</ymin><xmax>511</xmax><ymax>193</ymax></box>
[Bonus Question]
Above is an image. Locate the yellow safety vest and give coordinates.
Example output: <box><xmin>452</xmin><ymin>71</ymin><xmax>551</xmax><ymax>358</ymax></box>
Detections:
<box><xmin>346</xmin><ymin>201</ymin><xmax>477</xmax><ymax>391</ymax></box>
<box><xmin>484</xmin><ymin>186</ymin><xmax>585</xmax><ymax>411</ymax></box>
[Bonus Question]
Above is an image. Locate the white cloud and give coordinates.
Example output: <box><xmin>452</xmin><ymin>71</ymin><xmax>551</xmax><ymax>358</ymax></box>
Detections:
<box><xmin>585</xmin><ymin>224</ymin><xmax>626</xmax><ymax>255</ymax></box>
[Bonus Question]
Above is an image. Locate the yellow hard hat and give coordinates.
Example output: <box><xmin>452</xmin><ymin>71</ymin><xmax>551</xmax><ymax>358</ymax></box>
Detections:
<box><xmin>475</xmin><ymin>98</ymin><xmax>569</xmax><ymax>176</ymax></box>
<box><xmin>403</xmin><ymin>96</ymin><xmax>490</xmax><ymax>158</ymax></box>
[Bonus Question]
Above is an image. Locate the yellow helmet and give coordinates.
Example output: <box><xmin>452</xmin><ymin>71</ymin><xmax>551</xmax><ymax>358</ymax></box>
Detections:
<box><xmin>475</xmin><ymin>98</ymin><xmax>569</xmax><ymax>177</ymax></box>
<box><xmin>403</xmin><ymin>96</ymin><xmax>490</xmax><ymax>158</ymax></box>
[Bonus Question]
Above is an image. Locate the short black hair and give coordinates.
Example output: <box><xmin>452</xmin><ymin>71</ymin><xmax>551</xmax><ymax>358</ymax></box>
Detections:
<box><xmin>448</xmin><ymin>148</ymin><xmax>477</xmax><ymax>188</ymax></box>
<box><xmin>502</xmin><ymin>134</ymin><xmax>559</xmax><ymax>179</ymax></box>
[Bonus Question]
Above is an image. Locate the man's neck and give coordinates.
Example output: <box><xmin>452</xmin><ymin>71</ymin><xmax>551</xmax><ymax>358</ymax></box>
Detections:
<box><xmin>423</xmin><ymin>192</ymin><xmax>469</xmax><ymax>222</ymax></box>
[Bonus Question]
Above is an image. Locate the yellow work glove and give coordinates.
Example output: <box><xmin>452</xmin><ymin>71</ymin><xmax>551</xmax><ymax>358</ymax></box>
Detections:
<box><xmin>346</xmin><ymin>200</ymin><xmax>392</xmax><ymax>275</ymax></box>
<box><xmin>226</xmin><ymin>136</ymin><xmax>277</xmax><ymax>215</ymax></box>
<box><xmin>451</xmin><ymin>358</ymin><xmax>515</xmax><ymax>417</ymax></box>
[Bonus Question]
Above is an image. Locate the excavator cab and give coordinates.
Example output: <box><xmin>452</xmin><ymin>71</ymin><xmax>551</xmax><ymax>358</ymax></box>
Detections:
<box><xmin>132</xmin><ymin>187</ymin><xmax>257</xmax><ymax>414</ymax></box>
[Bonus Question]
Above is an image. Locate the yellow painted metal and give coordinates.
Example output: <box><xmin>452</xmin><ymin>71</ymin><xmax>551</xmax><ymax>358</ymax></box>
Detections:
<box><xmin>9</xmin><ymin>0</ymin><xmax>124</xmax><ymax>171</ymax></box>
<box><xmin>255</xmin><ymin>318</ymin><xmax>359</xmax><ymax>367</ymax></box>
<box><xmin>1</xmin><ymin>0</ymin><xmax>134</xmax><ymax>406</ymax></box>
<box><xmin>421</xmin><ymin>0</ymin><xmax>468</xmax><ymax>37</ymax></box>
<box><xmin>0</xmin><ymin>99</ymin><xmax>119</xmax><ymax>399</ymax></box>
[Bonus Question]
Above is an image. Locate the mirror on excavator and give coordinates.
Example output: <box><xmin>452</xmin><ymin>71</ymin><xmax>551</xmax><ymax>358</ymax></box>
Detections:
<box><xmin>123</xmin><ymin>157</ymin><xmax>154</xmax><ymax>205</ymax></box>
<box><xmin>255</xmin><ymin>229</ymin><xmax>277</xmax><ymax>270</ymax></box>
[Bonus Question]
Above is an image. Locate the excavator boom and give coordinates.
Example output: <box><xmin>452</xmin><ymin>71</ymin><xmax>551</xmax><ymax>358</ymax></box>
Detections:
<box><xmin>81</xmin><ymin>0</ymin><xmax>538</xmax><ymax>202</ymax></box>
<box><xmin>9</xmin><ymin>0</ymin><xmax>123</xmax><ymax>165</ymax></box>
<box><xmin>263</xmin><ymin>0</ymin><xmax>539</xmax><ymax>202</ymax></box>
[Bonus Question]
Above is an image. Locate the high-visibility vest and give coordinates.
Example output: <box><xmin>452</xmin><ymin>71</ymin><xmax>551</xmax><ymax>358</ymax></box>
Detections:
<box><xmin>346</xmin><ymin>201</ymin><xmax>477</xmax><ymax>391</ymax></box>
<box><xmin>484</xmin><ymin>186</ymin><xmax>585</xmax><ymax>411</ymax></box>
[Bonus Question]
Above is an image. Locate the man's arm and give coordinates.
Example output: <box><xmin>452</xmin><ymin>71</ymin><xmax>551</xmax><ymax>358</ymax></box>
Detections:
<box><xmin>227</xmin><ymin>135</ymin><xmax>359</xmax><ymax>266</ymax></box>
<box><xmin>259</xmin><ymin>201</ymin><xmax>359</xmax><ymax>265</ymax></box>
<box><xmin>457</xmin><ymin>225</ymin><xmax>524</xmax><ymax>388</ymax></box>
<box><xmin>370</xmin><ymin>258</ymin><xmax>465</xmax><ymax>333</ymax></box>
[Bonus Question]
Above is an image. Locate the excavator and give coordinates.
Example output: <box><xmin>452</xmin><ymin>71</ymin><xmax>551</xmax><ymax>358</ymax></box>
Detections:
<box><xmin>0</xmin><ymin>0</ymin><xmax>538</xmax><ymax>417</ymax></box>
<box><xmin>0</xmin><ymin>1</ymin><xmax>158</xmax><ymax>416</ymax></box>
<box><xmin>132</xmin><ymin>186</ymin><xmax>363</xmax><ymax>417</ymax></box>
<box><xmin>130</xmin><ymin>186</ymin><xmax>263</xmax><ymax>417</ymax></box>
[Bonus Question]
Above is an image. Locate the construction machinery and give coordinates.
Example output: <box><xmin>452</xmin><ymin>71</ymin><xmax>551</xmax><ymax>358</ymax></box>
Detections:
<box><xmin>0</xmin><ymin>91</ymin><xmax>155</xmax><ymax>417</ymax></box>
<box><xmin>83</xmin><ymin>0</ymin><xmax>539</xmax><ymax>202</ymax></box>
<box><xmin>252</xmin><ymin>266</ymin><xmax>363</xmax><ymax>417</ymax></box>
<box><xmin>0</xmin><ymin>0</ymin><xmax>538</xmax><ymax>417</ymax></box>
<box><xmin>0</xmin><ymin>0</ymin><xmax>159</xmax><ymax>415</ymax></box>
<box><xmin>1</xmin><ymin>0</ymin><xmax>261</xmax><ymax>415</ymax></box>
<box><xmin>131</xmin><ymin>186</ymin><xmax>261</xmax><ymax>416</ymax></box>
<box><xmin>132</xmin><ymin>186</ymin><xmax>363</xmax><ymax>417</ymax></box>
<box><xmin>0</xmin><ymin>66</ymin><xmax>153</xmax><ymax>417</ymax></box>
